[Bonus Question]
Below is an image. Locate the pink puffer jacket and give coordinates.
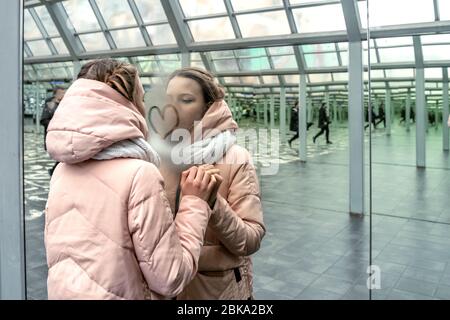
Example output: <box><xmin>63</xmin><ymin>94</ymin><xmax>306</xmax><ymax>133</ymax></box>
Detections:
<box><xmin>158</xmin><ymin>100</ymin><xmax>265</xmax><ymax>300</ymax></box>
<box><xmin>44</xmin><ymin>79</ymin><xmax>211</xmax><ymax>300</ymax></box>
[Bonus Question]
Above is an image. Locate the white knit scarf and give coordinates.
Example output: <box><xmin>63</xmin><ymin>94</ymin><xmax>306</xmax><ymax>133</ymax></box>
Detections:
<box><xmin>172</xmin><ymin>130</ymin><xmax>236</xmax><ymax>165</ymax></box>
<box><xmin>92</xmin><ymin>137</ymin><xmax>161</xmax><ymax>167</ymax></box>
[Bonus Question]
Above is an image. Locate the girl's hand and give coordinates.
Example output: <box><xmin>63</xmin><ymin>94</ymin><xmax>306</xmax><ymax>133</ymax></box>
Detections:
<box><xmin>180</xmin><ymin>166</ymin><xmax>217</xmax><ymax>202</ymax></box>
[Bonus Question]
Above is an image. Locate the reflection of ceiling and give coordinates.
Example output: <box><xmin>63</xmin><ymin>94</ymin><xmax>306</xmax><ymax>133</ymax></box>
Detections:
<box><xmin>23</xmin><ymin>0</ymin><xmax>450</xmax><ymax>98</ymax></box>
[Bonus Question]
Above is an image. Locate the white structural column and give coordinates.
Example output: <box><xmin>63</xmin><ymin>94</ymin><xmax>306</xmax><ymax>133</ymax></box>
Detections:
<box><xmin>0</xmin><ymin>0</ymin><xmax>26</xmax><ymax>299</ymax></box>
<box><xmin>385</xmin><ymin>89</ymin><xmax>391</xmax><ymax>135</ymax></box>
<box><xmin>270</xmin><ymin>95</ymin><xmax>275</xmax><ymax>129</ymax></box>
<box><xmin>416</xmin><ymin>68</ymin><xmax>426</xmax><ymax>168</ymax></box>
<box><xmin>280</xmin><ymin>87</ymin><xmax>287</xmax><ymax>143</ymax></box>
<box><xmin>264</xmin><ymin>99</ymin><xmax>268</xmax><ymax>127</ymax></box>
<box><xmin>307</xmin><ymin>100</ymin><xmax>313</xmax><ymax>123</ymax></box>
<box><xmin>299</xmin><ymin>74</ymin><xmax>307</xmax><ymax>162</ymax></box>
<box><xmin>443</xmin><ymin>69</ymin><xmax>449</xmax><ymax>151</ymax></box>
<box><xmin>256</xmin><ymin>102</ymin><xmax>260</xmax><ymax>123</ymax></box>
<box><xmin>333</xmin><ymin>99</ymin><xmax>338</xmax><ymax>126</ymax></box>
<box><xmin>406</xmin><ymin>90</ymin><xmax>411</xmax><ymax>132</ymax></box>
<box><xmin>34</xmin><ymin>82</ymin><xmax>41</xmax><ymax>134</ymax></box>
<box><xmin>435</xmin><ymin>101</ymin><xmax>439</xmax><ymax>128</ymax></box>
<box><xmin>181</xmin><ymin>52</ymin><xmax>190</xmax><ymax>68</ymax></box>
<box><xmin>227</xmin><ymin>94</ymin><xmax>233</xmax><ymax>118</ymax></box>
<box><xmin>73</xmin><ymin>60</ymin><xmax>81</xmax><ymax>80</ymax></box>
<box><xmin>325</xmin><ymin>91</ymin><xmax>330</xmax><ymax>118</ymax></box>
<box><xmin>348</xmin><ymin>41</ymin><xmax>365</xmax><ymax>215</ymax></box>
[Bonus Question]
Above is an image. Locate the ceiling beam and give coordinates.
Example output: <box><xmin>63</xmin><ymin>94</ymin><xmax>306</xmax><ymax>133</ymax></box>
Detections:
<box><xmin>44</xmin><ymin>1</ymin><xmax>83</xmax><ymax>61</ymax></box>
<box><xmin>282</xmin><ymin>0</ymin><xmax>306</xmax><ymax>74</ymax></box>
<box><xmin>413</xmin><ymin>35</ymin><xmax>424</xmax><ymax>69</ymax></box>
<box><xmin>160</xmin><ymin>0</ymin><xmax>191</xmax><ymax>52</ymax></box>
<box><xmin>340</xmin><ymin>0</ymin><xmax>362</xmax><ymax>42</ymax></box>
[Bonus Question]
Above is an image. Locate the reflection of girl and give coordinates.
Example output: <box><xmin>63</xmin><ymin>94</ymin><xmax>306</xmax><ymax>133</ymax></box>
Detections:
<box><xmin>156</xmin><ymin>67</ymin><xmax>265</xmax><ymax>300</ymax></box>
<box><xmin>44</xmin><ymin>59</ymin><xmax>221</xmax><ymax>300</ymax></box>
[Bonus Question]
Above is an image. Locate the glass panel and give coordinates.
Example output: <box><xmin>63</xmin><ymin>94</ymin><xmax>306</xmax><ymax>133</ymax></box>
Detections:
<box><xmin>134</xmin><ymin>0</ymin><xmax>167</xmax><ymax>23</ymax></box>
<box><xmin>240</xmin><ymin>76</ymin><xmax>260</xmax><ymax>85</ymax></box>
<box><xmin>362</xmin><ymin>49</ymin><xmax>378</xmax><ymax>65</ymax></box>
<box><xmin>239</xmin><ymin>57</ymin><xmax>271</xmax><ymax>71</ymax></box>
<box><xmin>188</xmin><ymin>18</ymin><xmax>235</xmax><ymax>41</ymax></box>
<box><xmin>237</xmin><ymin>10</ymin><xmax>291</xmax><ymax>37</ymax></box>
<box><xmin>96</xmin><ymin>0</ymin><xmax>137</xmax><ymax>28</ymax></box>
<box><xmin>271</xmin><ymin>55</ymin><xmax>297</xmax><ymax>69</ymax></box>
<box><xmin>79</xmin><ymin>32</ymin><xmax>110</xmax><ymax>51</ymax></box>
<box><xmin>139</xmin><ymin>59</ymin><xmax>160</xmax><ymax>73</ymax></box>
<box><xmin>190</xmin><ymin>52</ymin><xmax>202</xmax><ymax>60</ymax></box>
<box><xmin>179</xmin><ymin>0</ymin><xmax>227</xmax><ymax>17</ymax></box>
<box><xmin>359</xmin><ymin>0</ymin><xmax>434</xmax><ymax>28</ymax></box>
<box><xmin>375</xmin><ymin>37</ymin><xmax>413</xmax><ymax>47</ymax></box>
<box><xmin>141</xmin><ymin>77</ymin><xmax>152</xmax><ymax>86</ymax></box>
<box><xmin>213</xmin><ymin>59</ymin><xmax>239</xmax><ymax>71</ymax></box>
<box><xmin>333</xmin><ymin>72</ymin><xmax>348</xmax><ymax>81</ymax></box>
<box><xmin>52</xmin><ymin>67</ymin><xmax>69</xmax><ymax>78</ymax></box>
<box><xmin>302</xmin><ymin>43</ymin><xmax>336</xmax><ymax>53</ymax></box>
<box><xmin>421</xmin><ymin>34</ymin><xmax>450</xmax><ymax>44</ymax></box>
<box><xmin>158</xmin><ymin>54</ymin><xmax>182</xmax><ymax>72</ymax></box>
<box><xmin>37</xmin><ymin>67</ymin><xmax>53</xmax><ymax>79</ymax></box>
<box><xmin>422</xmin><ymin>45</ymin><xmax>450</xmax><ymax>61</ymax></box>
<box><xmin>293</xmin><ymin>4</ymin><xmax>346</xmax><ymax>33</ymax></box>
<box><xmin>51</xmin><ymin>38</ymin><xmax>69</xmax><ymax>55</ymax></box>
<box><xmin>262</xmin><ymin>75</ymin><xmax>279</xmax><ymax>84</ymax></box>
<box><xmin>284</xmin><ymin>75</ymin><xmax>300</xmax><ymax>83</ymax></box>
<box><xmin>385</xmin><ymin>69</ymin><xmax>414</xmax><ymax>78</ymax></box>
<box><xmin>365</xmin><ymin>69</ymin><xmax>384</xmax><ymax>80</ymax></box>
<box><xmin>34</xmin><ymin>6</ymin><xmax>59</xmax><ymax>37</ymax></box>
<box><xmin>304</xmin><ymin>52</ymin><xmax>339</xmax><ymax>68</ymax></box>
<box><xmin>389</xmin><ymin>81</ymin><xmax>412</xmax><ymax>87</ymax></box>
<box><xmin>289</xmin><ymin>0</ymin><xmax>330</xmax><ymax>4</ymax></box>
<box><xmin>230</xmin><ymin>0</ymin><xmax>283</xmax><ymax>11</ymax></box>
<box><xmin>235</xmin><ymin>48</ymin><xmax>266</xmax><ymax>57</ymax></box>
<box><xmin>210</xmin><ymin>50</ymin><xmax>235</xmax><ymax>59</ymax></box>
<box><xmin>146</xmin><ymin>24</ymin><xmax>177</xmax><ymax>45</ymax></box>
<box><xmin>27</xmin><ymin>40</ymin><xmax>52</xmax><ymax>56</ymax></box>
<box><xmin>110</xmin><ymin>28</ymin><xmax>146</xmax><ymax>48</ymax></box>
<box><xmin>378</xmin><ymin>47</ymin><xmax>415</xmax><ymax>63</ymax></box>
<box><xmin>268</xmin><ymin>46</ymin><xmax>294</xmax><ymax>55</ymax></box>
<box><xmin>425</xmin><ymin>68</ymin><xmax>443</xmax><ymax>79</ymax></box>
<box><xmin>370</xmin><ymin>81</ymin><xmax>386</xmax><ymax>88</ymax></box>
<box><xmin>439</xmin><ymin>0</ymin><xmax>450</xmax><ymax>20</ymax></box>
<box><xmin>63</xmin><ymin>0</ymin><xmax>101</xmax><ymax>32</ymax></box>
<box><xmin>339</xmin><ymin>51</ymin><xmax>349</xmax><ymax>66</ymax></box>
<box><xmin>24</xmin><ymin>9</ymin><xmax>42</xmax><ymax>39</ymax></box>
<box><xmin>222</xmin><ymin>76</ymin><xmax>241</xmax><ymax>84</ymax></box>
<box><xmin>191</xmin><ymin>59</ymin><xmax>204</xmax><ymax>68</ymax></box>
<box><xmin>363</xmin><ymin>39</ymin><xmax>375</xmax><ymax>49</ymax></box>
<box><xmin>337</xmin><ymin>42</ymin><xmax>349</xmax><ymax>50</ymax></box>
<box><xmin>309</xmin><ymin>73</ymin><xmax>332</xmax><ymax>83</ymax></box>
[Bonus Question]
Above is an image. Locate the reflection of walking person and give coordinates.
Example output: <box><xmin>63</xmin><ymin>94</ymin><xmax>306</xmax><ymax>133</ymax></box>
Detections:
<box><xmin>375</xmin><ymin>104</ymin><xmax>386</xmax><ymax>128</ymax></box>
<box><xmin>364</xmin><ymin>108</ymin><xmax>377</xmax><ymax>130</ymax></box>
<box><xmin>40</xmin><ymin>87</ymin><xmax>65</xmax><ymax>176</ymax></box>
<box><xmin>313</xmin><ymin>103</ymin><xmax>332</xmax><ymax>144</ymax></box>
<box><xmin>288</xmin><ymin>101</ymin><xmax>313</xmax><ymax>148</ymax></box>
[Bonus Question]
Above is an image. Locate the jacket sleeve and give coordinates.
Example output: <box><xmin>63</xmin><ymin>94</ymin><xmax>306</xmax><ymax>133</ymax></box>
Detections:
<box><xmin>40</xmin><ymin>104</ymin><xmax>52</xmax><ymax>127</ymax></box>
<box><xmin>127</xmin><ymin>163</ymin><xmax>211</xmax><ymax>298</ymax></box>
<box><xmin>208</xmin><ymin>162</ymin><xmax>265</xmax><ymax>257</ymax></box>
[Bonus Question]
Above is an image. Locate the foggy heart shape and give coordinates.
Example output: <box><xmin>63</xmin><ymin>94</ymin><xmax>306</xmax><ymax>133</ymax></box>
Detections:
<box><xmin>148</xmin><ymin>104</ymin><xmax>180</xmax><ymax>139</ymax></box>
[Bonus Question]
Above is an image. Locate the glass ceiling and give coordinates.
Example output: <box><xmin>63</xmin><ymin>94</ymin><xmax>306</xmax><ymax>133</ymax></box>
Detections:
<box><xmin>23</xmin><ymin>0</ymin><xmax>450</xmax><ymax>94</ymax></box>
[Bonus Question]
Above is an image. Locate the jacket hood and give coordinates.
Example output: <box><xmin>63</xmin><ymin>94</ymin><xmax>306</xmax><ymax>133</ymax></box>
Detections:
<box><xmin>46</xmin><ymin>78</ymin><xmax>149</xmax><ymax>164</ymax></box>
<box><xmin>192</xmin><ymin>100</ymin><xmax>238</xmax><ymax>140</ymax></box>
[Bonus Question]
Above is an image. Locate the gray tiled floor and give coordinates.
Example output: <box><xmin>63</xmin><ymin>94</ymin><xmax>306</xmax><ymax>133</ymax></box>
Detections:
<box><xmin>23</xmin><ymin>121</ymin><xmax>450</xmax><ymax>300</ymax></box>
